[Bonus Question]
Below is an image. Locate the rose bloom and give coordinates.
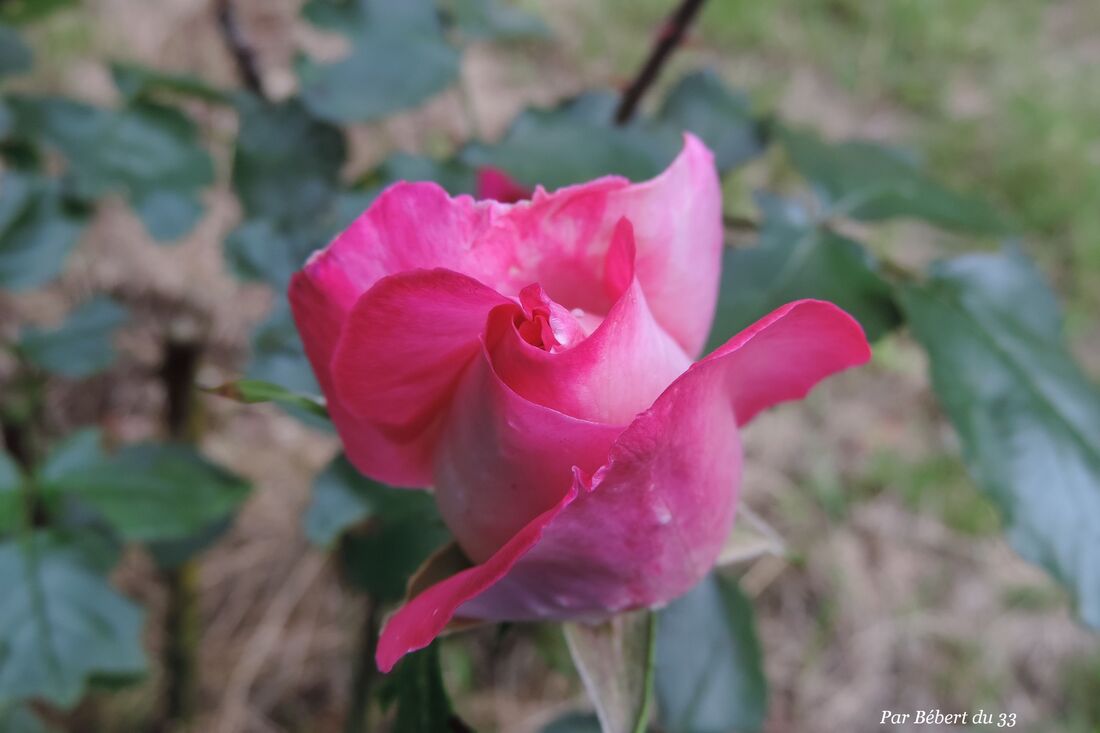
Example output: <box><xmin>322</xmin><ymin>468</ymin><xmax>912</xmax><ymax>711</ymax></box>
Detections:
<box><xmin>289</xmin><ymin>135</ymin><xmax>870</xmax><ymax>672</ymax></box>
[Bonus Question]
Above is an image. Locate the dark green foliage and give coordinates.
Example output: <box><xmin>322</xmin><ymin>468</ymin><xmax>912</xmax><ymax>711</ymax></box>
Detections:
<box><xmin>655</xmin><ymin>574</ymin><xmax>767</xmax><ymax>733</ymax></box>
<box><xmin>780</xmin><ymin>126</ymin><xmax>1006</xmax><ymax>233</ymax></box>
<box><xmin>380</xmin><ymin>643</ymin><xmax>461</xmax><ymax>733</ymax></box>
<box><xmin>18</xmin><ymin>297</ymin><xmax>129</xmax><ymax>378</ymax></box>
<box><xmin>657</xmin><ymin>70</ymin><xmax>767</xmax><ymax>172</ymax></box>
<box><xmin>0</xmin><ymin>25</ymin><xmax>32</xmax><ymax>78</ymax></box>
<box><xmin>0</xmin><ymin>171</ymin><xmax>87</xmax><ymax>289</ymax></box>
<box><xmin>446</xmin><ymin>0</ymin><xmax>549</xmax><ymax>41</ymax></box>
<box><xmin>0</xmin><ymin>534</ymin><xmax>146</xmax><ymax>708</ymax></box>
<box><xmin>7</xmin><ymin>95</ymin><xmax>213</xmax><ymax>241</ymax></box>
<box><xmin>0</xmin><ymin>450</ymin><xmax>23</xmax><ymax>535</ymax></box>
<box><xmin>298</xmin><ymin>0</ymin><xmax>459</xmax><ymax>123</ymax></box>
<box><xmin>37</xmin><ymin>430</ymin><xmax>251</xmax><ymax>544</ymax></box>
<box><xmin>306</xmin><ymin>455</ymin><xmax>450</xmax><ymax>603</ymax></box>
<box><xmin>707</xmin><ymin>195</ymin><xmax>901</xmax><ymax>351</ymax></box>
<box><xmin>462</xmin><ymin>92</ymin><xmax>680</xmax><ymax>189</ymax></box>
<box><xmin>901</xmin><ymin>249</ymin><xmax>1100</xmax><ymax>627</ymax></box>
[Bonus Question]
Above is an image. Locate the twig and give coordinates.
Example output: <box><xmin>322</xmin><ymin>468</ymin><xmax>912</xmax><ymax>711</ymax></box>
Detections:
<box><xmin>614</xmin><ymin>0</ymin><xmax>709</xmax><ymax>125</ymax></box>
<box><xmin>214</xmin><ymin>0</ymin><xmax>265</xmax><ymax>97</ymax></box>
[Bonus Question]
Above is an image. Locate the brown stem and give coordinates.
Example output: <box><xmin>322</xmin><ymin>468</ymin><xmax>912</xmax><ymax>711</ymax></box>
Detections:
<box><xmin>614</xmin><ymin>0</ymin><xmax>709</xmax><ymax>125</ymax></box>
<box><xmin>156</xmin><ymin>321</ymin><xmax>205</xmax><ymax>728</ymax></box>
<box><xmin>214</xmin><ymin>0</ymin><xmax>265</xmax><ymax>96</ymax></box>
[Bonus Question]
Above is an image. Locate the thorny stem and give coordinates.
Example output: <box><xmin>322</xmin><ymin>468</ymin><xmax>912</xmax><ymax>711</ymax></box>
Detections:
<box><xmin>214</xmin><ymin>0</ymin><xmax>265</xmax><ymax>97</ymax></box>
<box><xmin>614</xmin><ymin>0</ymin><xmax>710</xmax><ymax>125</ymax></box>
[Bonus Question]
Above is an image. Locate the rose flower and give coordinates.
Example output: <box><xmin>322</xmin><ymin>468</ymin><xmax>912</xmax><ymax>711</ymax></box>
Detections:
<box><xmin>289</xmin><ymin>135</ymin><xmax>870</xmax><ymax>672</ymax></box>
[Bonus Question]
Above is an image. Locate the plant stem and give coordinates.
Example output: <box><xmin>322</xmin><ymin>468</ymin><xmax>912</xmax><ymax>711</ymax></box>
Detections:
<box><xmin>344</xmin><ymin>597</ymin><xmax>380</xmax><ymax>733</ymax></box>
<box><xmin>614</xmin><ymin>0</ymin><xmax>710</xmax><ymax>125</ymax></box>
<box><xmin>214</xmin><ymin>0</ymin><xmax>265</xmax><ymax>97</ymax></box>
<box><xmin>157</xmin><ymin>323</ymin><xmax>205</xmax><ymax>728</ymax></box>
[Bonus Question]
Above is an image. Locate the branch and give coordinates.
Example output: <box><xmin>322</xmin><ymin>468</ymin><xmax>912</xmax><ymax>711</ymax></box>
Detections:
<box><xmin>214</xmin><ymin>0</ymin><xmax>265</xmax><ymax>97</ymax></box>
<box><xmin>614</xmin><ymin>0</ymin><xmax>709</xmax><ymax>125</ymax></box>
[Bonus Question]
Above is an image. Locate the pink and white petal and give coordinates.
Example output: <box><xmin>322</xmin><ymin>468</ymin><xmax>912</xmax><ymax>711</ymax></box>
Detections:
<box><xmin>496</xmin><ymin>134</ymin><xmax>722</xmax><ymax>356</ymax></box>
<box><xmin>330</xmin><ymin>269</ymin><xmax>511</xmax><ymax>436</ymax></box>
<box><xmin>487</xmin><ymin>220</ymin><xmax>692</xmax><ymax>424</ymax></box>
<box><xmin>707</xmin><ymin>298</ymin><xmax>873</xmax><ymax>426</ymax></box>
<box><xmin>433</xmin><ymin>347</ymin><xmax>622</xmax><ymax>563</ymax></box>
<box><xmin>289</xmin><ymin>272</ymin><xmax>435</xmax><ymax>487</ymax></box>
<box><xmin>299</xmin><ymin>182</ymin><xmax>509</xmax><ymax>307</ymax></box>
<box><xmin>459</xmin><ymin>300</ymin><xmax>871</xmax><ymax>620</ymax></box>
<box><xmin>375</xmin><ymin>481</ymin><xmax>581</xmax><ymax>673</ymax></box>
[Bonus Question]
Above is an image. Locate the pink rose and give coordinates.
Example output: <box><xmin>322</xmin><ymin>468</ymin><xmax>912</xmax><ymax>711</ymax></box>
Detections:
<box><xmin>289</xmin><ymin>135</ymin><xmax>870</xmax><ymax>672</ymax></box>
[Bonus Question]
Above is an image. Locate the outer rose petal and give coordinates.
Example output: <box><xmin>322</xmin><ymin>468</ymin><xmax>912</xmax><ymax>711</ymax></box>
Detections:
<box><xmin>289</xmin><ymin>184</ymin><xmax>506</xmax><ymax>486</ymax></box>
<box><xmin>376</xmin><ymin>300</ymin><xmax>871</xmax><ymax>668</ymax></box>
<box><xmin>487</xmin><ymin>219</ymin><xmax>692</xmax><ymax>423</ymax></box>
<box><xmin>330</xmin><ymin>269</ymin><xmax>510</xmax><ymax>437</ymax></box>
<box><xmin>290</xmin><ymin>271</ymin><xmax>436</xmax><ymax>486</ymax></box>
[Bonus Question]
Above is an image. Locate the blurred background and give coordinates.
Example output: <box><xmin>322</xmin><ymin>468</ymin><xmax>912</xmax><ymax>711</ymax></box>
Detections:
<box><xmin>1</xmin><ymin>1</ymin><xmax>1099</xmax><ymax>731</ymax></box>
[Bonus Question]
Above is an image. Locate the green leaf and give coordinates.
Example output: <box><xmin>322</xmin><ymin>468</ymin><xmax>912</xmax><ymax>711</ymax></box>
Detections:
<box><xmin>706</xmin><ymin>196</ymin><xmax>901</xmax><ymax>351</ymax></box>
<box><xmin>780</xmin><ymin>127</ymin><xmax>1005</xmax><ymax>234</ymax></box>
<box><xmin>655</xmin><ymin>574</ymin><xmax>767</xmax><ymax>733</ymax></box>
<box><xmin>0</xmin><ymin>24</ymin><xmax>32</xmax><ymax>78</ymax></box>
<box><xmin>9</xmin><ymin>96</ymin><xmax>213</xmax><ymax>240</ymax></box>
<box><xmin>541</xmin><ymin>713</ymin><xmax>603</xmax><ymax>733</ymax></box>
<box><xmin>18</xmin><ymin>297</ymin><xmax>129</xmax><ymax>378</ymax></box>
<box><xmin>0</xmin><ymin>534</ymin><xmax>146</xmax><ymax>708</ymax></box>
<box><xmin>462</xmin><ymin>94</ymin><xmax>680</xmax><ymax>189</ymax></box>
<box><xmin>564</xmin><ymin>610</ymin><xmax>656</xmax><ymax>733</ymax></box>
<box><xmin>0</xmin><ymin>0</ymin><xmax>77</xmax><ymax>24</ymax></box>
<box><xmin>39</xmin><ymin>438</ymin><xmax>251</xmax><ymax>543</ymax></box>
<box><xmin>231</xmin><ymin>95</ymin><xmax>346</xmax><ymax>224</ymax></box>
<box><xmin>0</xmin><ymin>171</ymin><xmax>86</xmax><ymax>290</ymax></box>
<box><xmin>298</xmin><ymin>0</ymin><xmax>459</xmax><ymax>123</ymax></box>
<box><xmin>145</xmin><ymin>518</ymin><xmax>233</xmax><ymax>570</ymax></box>
<box><xmin>245</xmin><ymin>301</ymin><xmax>322</xmax><ymax>409</ymax></box>
<box><xmin>369</xmin><ymin>152</ymin><xmax>477</xmax><ymax>195</ymax></box>
<box><xmin>0</xmin><ymin>703</ymin><xmax>62</xmax><ymax>732</ymax></box>
<box><xmin>900</xmin><ymin>248</ymin><xmax>1100</xmax><ymax>627</ymax></box>
<box><xmin>0</xmin><ymin>450</ymin><xmax>24</xmax><ymax>535</ymax></box>
<box><xmin>110</xmin><ymin>62</ymin><xmax>230</xmax><ymax>105</ymax></box>
<box><xmin>446</xmin><ymin>0</ymin><xmax>549</xmax><ymax>41</ymax></box>
<box><xmin>657</xmin><ymin>70</ymin><xmax>766</xmax><ymax>172</ymax></box>
<box><xmin>380</xmin><ymin>642</ymin><xmax>463</xmax><ymax>733</ymax></box>
<box><xmin>224</xmin><ymin>218</ymin><xmax>312</xmax><ymax>288</ymax></box>
<box><xmin>310</xmin><ymin>455</ymin><xmax>451</xmax><ymax>601</ymax></box>
<box><xmin>133</xmin><ymin>189</ymin><xmax>203</xmax><ymax>242</ymax></box>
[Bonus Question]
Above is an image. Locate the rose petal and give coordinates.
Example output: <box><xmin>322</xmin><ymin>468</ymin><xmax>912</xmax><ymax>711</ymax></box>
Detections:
<box><xmin>493</xmin><ymin>134</ymin><xmax>722</xmax><ymax>356</ymax></box>
<box><xmin>290</xmin><ymin>271</ymin><xmax>435</xmax><ymax>486</ymax></box>
<box><xmin>487</xmin><ymin>219</ymin><xmax>692</xmax><ymax>423</ymax></box>
<box><xmin>433</xmin><ymin>347</ymin><xmax>621</xmax><ymax>562</ymax></box>
<box><xmin>375</xmin><ymin>480</ymin><xmax>581</xmax><ymax>674</ymax></box>
<box><xmin>330</xmin><ymin>269</ymin><xmax>511</xmax><ymax>438</ymax></box>
<box><xmin>375</xmin><ymin>300</ymin><xmax>870</xmax><ymax>668</ymax></box>
<box><xmin>476</xmin><ymin>166</ymin><xmax>532</xmax><ymax>203</ymax></box>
